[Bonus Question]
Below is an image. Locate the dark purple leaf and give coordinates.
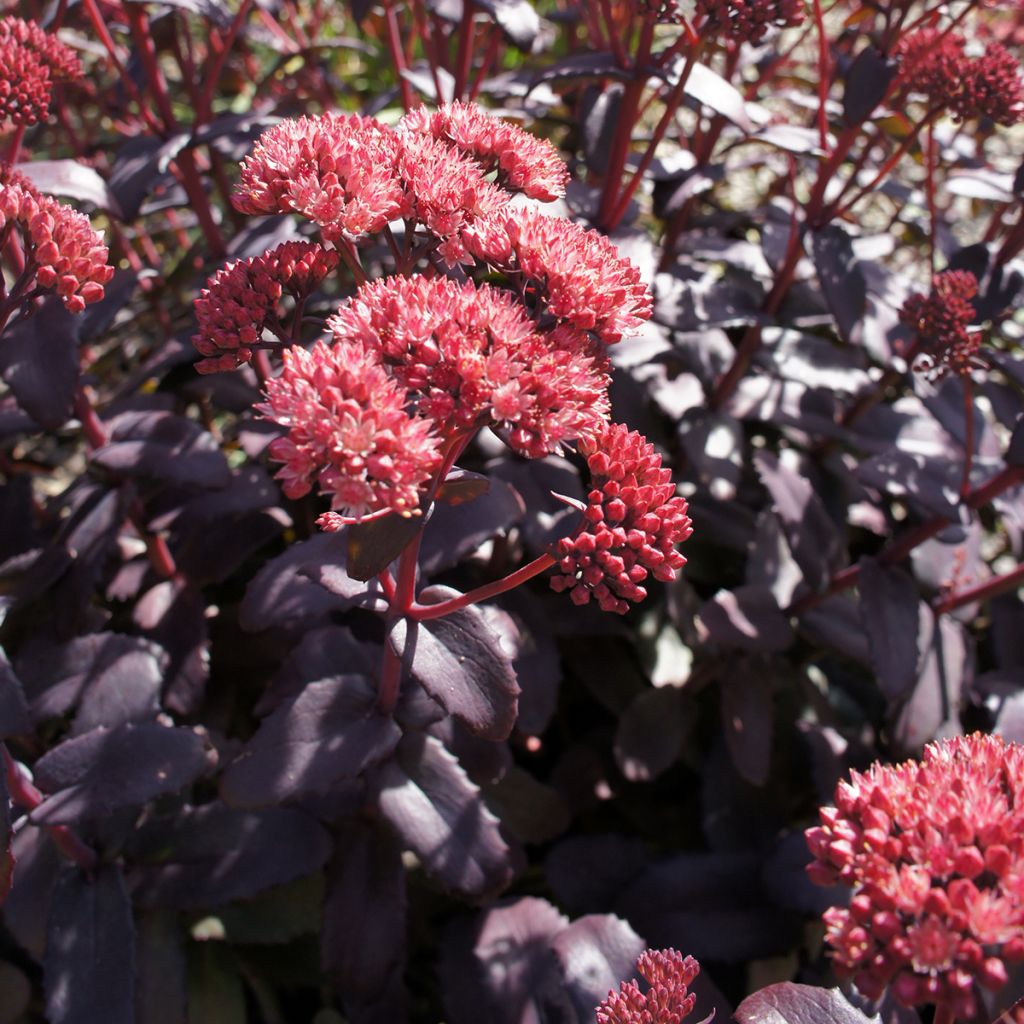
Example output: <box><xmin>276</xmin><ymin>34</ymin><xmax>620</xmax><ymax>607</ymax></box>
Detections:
<box><xmin>442</xmin><ymin>897</ymin><xmax>570</xmax><ymax>1024</ymax></box>
<box><xmin>754</xmin><ymin>451</ymin><xmax>841</xmax><ymax>591</ymax></box>
<box><xmin>17</xmin><ymin>632</ymin><xmax>165</xmax><ymax>732</ymax></box>
<box><xmin>893</xmin><ymin>612</ymin><xmax>967</xmax><ymax>752</ymax></box>
<box><xmin>1007</xmin><ymin>416</ymin><xmax>1024</xmax><ymax>468</ymax></box>
<box><xmin>497</xmin><ymin>596</ymin><xmax>562</xmax><ymax>736</ymax></box>
<box><xmin>437</xmin><ymin>469</ymin><xmax>490</xmax><ymax>505</ymax></box>
<box><xmin>174</xmin><ymin>508</ymin><xmax>287</xmax><ymax>587</ymax></box>
<box><xmin>44</xmin><ymin>865</ymin><xmax>135</xmax><ymax>1024</ymax></box>
<box><xmin>350</xmin><ymin>0</ymin><xmax>374</xmax><ymax>22</ymax></box>
<box><xmin>720</xmin><ymin>665</ymin><xmax>774</xmax><ymax>787</ymax></box>
<box><xmin>135</xmin><ymin>913</ymin><xmax>187</xmax><ymax>1024</ymax></box>
<box><xmin>747</xmin><ymin>511</ymin><xmax>803</xmax><ymax>607</ymax></box>
<box><xmin>91</xmin><ymin>410</ymin><xmax>230</xmax><ymax>489</ymax></box>
<box><xmin>322</xmin><ymin>821</ymin><xmax>406</xmax><ymax>1000</ymax></box>
<box><xmin>582</xmin><ymin>83</ymin><xmax>624</xmax><ymax>177</ymax></box>
<box><xmin>809</xmin><ymin>225</ymin><xmax>867</xmax><ymax>345</ymax></box>
<box><xmin>346</xmin><ymin>514</ymin><xmax>425</xmax><ymax>581</ymax></box>
<box><xmin>614</xmin><ymin>686</ymin><xmax>688</xmax><ymax>782</ymax></box>
<box><xmin>31</xmin><ymin>723</ymin><xmax>207</xmax><ymax>824</ymax></box>
<box><xmin>856</xmin><ymin>450</ymin><xmax>960</xmax><ymax>519</ymax></box>
<box><xmin>430</xmin><ymin>715</ymin><xmax>512</xmax><ymax>787</ymax></box>
<box><xmin>107</xmin><ymin>133</ymin><xmax>189</xmax><ymax>222</ymax></box>
<box><xmin>545</xmin><ymin>835</ymin><xmax>651</xmax><ymax>914</ymax></box>
<box><xmin>133</xmin><ymin>579</ymin><xmax>209</xmax><ymax>716</ymax></box>
<box><xmin>220</xmin><ymin>675</ymin><xmax>401</xmax><ymax>807</ymax></box>
<box><xmin>371</xmin><ymin>732</ymin><xmax>514</xmax><ymax>899</ymax></box>
<box><xmin>617</xmin><ymin>851</ymin><xmax>798</xmax><ymax>962</ymax></box>
<box><xmin>0</xmin><ymin>651</ymin><xmax>29</xmax><ymax>739</ymax></box>
<box><xmin>3</xmin><ymin>825</ymin><xmax>61</xmax><ymax>956</ymax></box>
<box><xmin>682</xmin><ymin>62</ymin><xmax>755</xmax><ymax>130</ymax></box>
<box><xmin>857</xmin><ymin>558</ymin><xmax>920</xmax><ymax>701</ymax></box>
<box><xmin>752</xmin><ymin>124</ymin><xmax>824</xmax><ymax>155</ymax></box>
<box><xmin>0</xmin><ymin>297</ymin><xmax>79</xmax><ymax>430</ymax></box>
<box><xmin>842</xmin><ymin>46</ymin><xmax>896</xmax><ymax>125</ymax></box>
<box><xmin>798</xmin><ymin>595</ymin><xmax>871</xmax><ymax>665</ymax></box>
<box><xmin>549</xmin><ymin>914</ymin><xmax>646</xmax><ymax>1022</ymax></box>
<box><xmin>486</xmin><ymin>766</ymin><xmax>569</xmax><ymax>844</ymax></box>
<box><xmin>0</xmin><ymin>756</ymin><xmax>12</xmax><ymax>904</ymax></box>
<box><xmin>735</xmin><ymin>983</ymin><xmax>878</xmax><ymax>1024</ymax></box>
<box><xmin>391</xmin><ymin>592</ymin><xmax>520</xmax><ymax>741</ymax></box>
<box><xmin>128</xmin><ymin>803</ymin><xmax>332</xmax><ymax>908</ymax></box>
<box><xmin>0</xmin><ymin>963</ymin><xmax>30</xmax><ymax>1020</ymax></box>
<box><xmin>419</xmin><ymin>477</ymin><xmax>526</xmax><ymax>575</ymax></box>
<box><xmin>475</xmin><ymin>0</ymin><xmax>540</xmax><ymax>48</ymax></box>
<box><xmin>20</xmin><ymin>159</ymin><xmax>121</xmax><ymax>215</ymax></box>
<box><xmin>240</xmin><ymin>532</ymin><xmax>379</xmax><ymax>631</ymax></box>
<box><xmin>677</xmin><ymin>410</ymin><xmax>743</xmax><ymax>501</ymax></box>
<box><xmin>762</xmin><ymin>831</ymin><xmax>840</xmax><ymax>916</ymax></box>
<box><xmin>699</xmin><ymin>585</ymin><xmax>794</xmax><ymax>652</ymax></box>
<box><xmin>529</xmin><ymin>53</ymin><xmax>632</xmax><ymax>90</ymax></box>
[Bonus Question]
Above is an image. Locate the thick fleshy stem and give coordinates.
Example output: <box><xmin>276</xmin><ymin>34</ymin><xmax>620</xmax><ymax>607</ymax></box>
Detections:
<box><xmin>789</xmin><ymin>464</ymin><xmax>1024</xmax><ymax>616</ymax></box>
<box><xmin>811</xmin><ymin>0</ymin><xmax>830</xmax><ymax>150</ymax></box>
<box><xmin>383</xmin><ymin>0</ymin><xmax>415</xmax><ymax>111</ymax></box>
<box><xmin>4</xmin><ymin>747</ymin><xmax>98</xmax><ymax>870</ymax></box>
<box><xmin>933</xmin><ymin>562</ymin><xmax>1024</xmax><ymax>616</ymax></box>
<box><xmin>408</xmin><ymin>553</ymin><xmax>557</xmax><ymax>621</ymax></box>
<box><xmin>451</xmin><ymin>0</ymin><xmax>476</xmax><ymax>100</ymax></box>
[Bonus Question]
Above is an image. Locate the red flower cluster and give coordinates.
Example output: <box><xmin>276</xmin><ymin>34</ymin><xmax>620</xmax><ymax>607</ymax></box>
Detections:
<box><xmin>551</xmin><ymin>424</ymin><xmax>692</xmax><ymax>614</ymax></box>
<box><xmin>257</xmin><ymin>339</ymin><xmax>443</xmax><ymax>521</ymax></box>
<box><xmin>401</xmin><ymin>101</ymin><xmax>569</xmax><ymax>202</ymax></box>
<box><xmin>0</xmin><ymin>16</ymin><xmax>81</xmax><ymax>127</ymax></box>
<box><xmin>0</xmin><ymin>173</ymin><xmax>114</xmax><ymax>312</ymax></box>
<box><xmin>899</xmin><ymin>269</ymin><xmax>979</xmax><ymax>376</ymax></box>
<box><xmin>233</xmin><ymin>114</ymin><xmax>407</xmax><ymax>241</ymax></box>
<box><xmin>327</xmin><ymin>275</ymin><xmax>609</xmax><ymax>456</ymax></box>
<box><xmin>193</xmin><ymin>241</ymin><xmax>339</xmax><ymax>374</ymax></box>
<box><xmin>805</xmin><ymin>733</ymin><xmax>1024</xmax><ymax>1017</ymax></box>
<box><xmin>493</xmin><ymin>210</ymin><xmax>653</xmax><ymax>345</ymax></box>
<box><xmin>695</xmin><ymin>0</ymin><xmax>804</xmax><ymax>43</ymax></box>
<box><xmin>596</xmin><ymin>949</ymin><xmax>700</xmax><ymax>1024</ymax></box>
<box><xmin>896</xmin><ymin>32</ymin><xmax>1024</xmax><ymax>125</ymax></box>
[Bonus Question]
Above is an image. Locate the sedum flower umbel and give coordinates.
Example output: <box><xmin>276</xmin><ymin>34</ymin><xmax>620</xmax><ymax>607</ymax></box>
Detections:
<box><xmin>596</xmin><ymin>948</ymin><xmax>702</xmax><ymax>1024</ymax></box>
<box><xmin>805</xmin><ymin>733</ymin><xmax>1024</xmax><ymax>1017</ymax></box>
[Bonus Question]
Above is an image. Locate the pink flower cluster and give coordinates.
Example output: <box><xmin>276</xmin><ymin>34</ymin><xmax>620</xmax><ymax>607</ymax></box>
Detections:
<box><xmin>551</xmin><ymin>424</ymin><xmax>692</xmax><ymax>614</ymax></box>
<box><xmin>401</xmin><ymin>102</ymin><xmax>569</xmax><ymax>202</ymax></box>
<box><xmin>0</xmin><ymin>170</ymin><xmax>114</xmax><ymax>312</ymax></box>
<box><xmin>0</xmin><ymin>16</ymin><xmax>81</xmax><ymax>128</ymax></box>
<box><xmin>805</xmin><ymin>733</ymin><xmax>1024</xmax><ymax>1017</ymax></box>
<box><xmin>899</xmin><ymin>269</ymin><xmax>979</xmax><ymax>377</ymax></box>
<box><xmin>327</xmin><ymin>275</ymin><xmax>609</xmax><ymax>457</ymax></box>
<box><xmin>695</xmin><ymin>0</ymin><xmax>804</xmax><ymax>43</ymax></box>
<box><xmin>896</xmin><ymin>31</ymin><xmax>1024</xmax><ymax>126</ymax></box>
<box><xmin>257</xmin><ymin>339</ymin><xmax>443</xmax><ymax>521</ymax></box>
<box><xmin>215</xmin><ymin>102</ymin><xmax>690</xmax><ymax>608</ymax></box>
<box><xmin>596</xmin><ymin>948</ymin><xmax>700</xmax><ymax>1024</ymax></box>
<box><xmin>193</xmin><ymin>241</ymin><xmax>339</xmax><ymax>373</ymax></box>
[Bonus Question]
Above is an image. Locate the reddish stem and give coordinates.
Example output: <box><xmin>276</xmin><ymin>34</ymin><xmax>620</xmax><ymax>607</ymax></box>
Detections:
<box><xmin>933</xmin><ymin>562</ymin><xmax>1024</xmax><ymax>616</ymax></box>
<box><xmin>409</xmin><ymin>553</ymin><xmax>557</xmax><ymax>621</ymax></box>
<box><xmin>810</xmin><ymin>0</ymin><xmax>830</xmax><ymax>151</ymax></box>
<box><xmin>197</xmin><ymin>0</ymin><xmax>256</xmax><ymax>123</ymax></box>
<box><xmin>452</xmin><ymin>0</ymin><xmax>476</xmax><ymax>99</ymax></box>
<box><xmin>384</xmin><ymin>1</ymin><xmax>415</xmax><ymax>111</ymax></box>
<box><xmin>4</xmin><ymin>748</ymin><xmax>98</xmax><ymax>870</ymax></box>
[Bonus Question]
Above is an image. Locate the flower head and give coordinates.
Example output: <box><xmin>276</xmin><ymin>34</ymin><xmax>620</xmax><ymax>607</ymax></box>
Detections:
<box><xmin>257</xmin><ymin>339</ymin><xmax>443</xmax><ymax>520</ymax></box>
<box><xmin>596</xmin><ymin>948</ymin><xmax>700</xmax><ymax>1024</ymax></box>
<box><xmin>961</xmin><ymin>44</ymin><xmax>1024</xmax><ymax>127</ymax></box>
<box><xmin>327</xmin><ymin>275</ymin><xmax>609</xmax><ymax>454</ymax></box>
<box><xmin>193</xmin><ymin>241</ymin><xmax>339</xmax><ymax>373</ymax></box>
<box><xmin>396</xmin><ymin>132</ymin><xmax>511</xmax><ymax>265</ymax></box>
<box><xmin>551</xmin><ymin>424</ymin><xmax>692</xmax><ymax>614</ymax></box>
<box><xmin>695</xmin><ymin>0</ymin><xmax>804</xmax><ymax>43</ymax></box>
<box><xmin>474</xmin><ymin>210</ymin><xmax>652</xmax><ymax>345</ymax></box>
<box><xmin>0</xmin><ymin>175</ymin><xmax>113</xmax><ymax>312</ymax></box>
<box><xmin>233</xmin><ymin>114</ymin><xmax>407</xmax><ymax>241</ymax></box>
<box><xmin>401</xmin><ymin>102</ymin><xmax>569</xmax><ymax>202</ymax></box>
<box><xmin>0</xmin><ymin>16</ymin><xmax>81</xmax><ymax>127</ymax></box>
<box><xmin>899</xmin><ymin>269</ymin><xmax>979</xmax><ymax>376</ymax></box>
<box><xmin>805</xmin><ymin>733</ymin><xmax>1024</xmax><ymax>1017</ymax></box>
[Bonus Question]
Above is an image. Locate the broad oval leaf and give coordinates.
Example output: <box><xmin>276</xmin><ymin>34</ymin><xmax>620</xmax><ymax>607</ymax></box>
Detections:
<box><xmin>321</xmin><ymin>821</ymin><xmax>406</xmax><ymax>1000</ymax></box>
<box><xmin>346</xmin><ymin>513</ymin><xmax>425</xmax><ymax>582</ymax></box>
<box><xmin>371</xmin><ymin>732</ymin><xmax>514</xmax><ymax>899</ymax></box>
<box><xmin>698</xmin><ymin>585</ymin><xmax>794</xmax><ymax>653</ymax></box>
<box><xmin>842</xmin><ymin>46</ymin><xmax>896</xmax><ymax>125</ymax></box>
<box><xmin>682</xmin><ymin>62</ymin><xmax>755</xmax><ymax>131</ymax></box>
<box><xmin>19</xmin><ymin>160</ymin><xmax>122</xmax><ymax>216</ymax></box>
<box><xmin>220</xmin><ymin>675</ymin><xmax>401</xmax><ymax>808</ymax></box>
<box><xmin>44</xmin><ymin>865</ymin><xmax>136</xmax><ymax>1024</ymax></box>
<box><xmin>0</xmin><ymin>650</ymin><xmax>29</xmax><ymax>739</ymax></box>
<box><xmin>614</xmin><ymin>686</ymin><xmax>688</xmax><ymax>783</ymax></box>
<box><xmin>31</xmin><ymin>723</ymin><xmax>207</xmax><ymax>825</ymax></box>
<box><xmin>0</xmin><ymin>757</ymin><xmax>12</xmax><ymax>904</ymax></box>
<box><xmin>127</xmin><ymin>803</ymin><xmax>332</xmax><ymax>909</ymax></box>
<box><xmin>857</xmin><ymin>558</ymin><xmax>920</xmax><ymax>701</ymax></box>
<box><xmin>735</xmin><ymin>983</ymin><xmax>879</xmax><ymax>1024</ymax></box>
<box><xmin>393</xmin><ymin>592</ymin><xmax>520</xmax><ymax>741</ymax></box>
<box><xmin>809</xmin><ymin>225</ymin><xmax>867</xmax><ymax>346</ymax></box>
<box><xmin>720</xmin><ymin>665</ymin><xmax>774</xmax><ymax>787</ymax></box>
